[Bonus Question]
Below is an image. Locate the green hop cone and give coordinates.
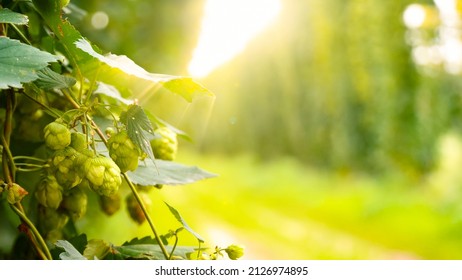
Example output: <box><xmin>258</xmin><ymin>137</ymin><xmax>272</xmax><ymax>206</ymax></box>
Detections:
<box><xmin>125</xmin><ymin>192</ymin><xmax>152</xmax><ymax>225</ymax></box>
<box><xmin>43</xmin><ymin>121</ymin><xmax>71</xmax><ymax>150</ymax></box>
<box><xmin>48</xmin><ymin>147</ymin><xmax>82</xmax><ymax>189</ymax></box>
<box><xmin>37</xmin><ymin>205</ymin><xmax>69</xmax><ymax>242</ymax></box>
<box><xmin>107</xmin><ymin>131</ymin><xmax>140</xmax><ymax>172</ymax></box>
<box><xmin>6</xmin><ymin>183</ymin><xmax>28</xmax><ymax>204</ymax></box>
<box><xmin>83</xmin><ymin>155</ymin><xmax>122</xmax><ymax>197</ymax></box>
<box><xmin>224</xmin><ymin>245</ymin><xmax>245</xmax><ymax>260</ymax></box>
<box><xmin>98</xmin><ymin>192</ymin><xmax>121</xmax><ymax>216</ymax></box>
<box><xmin>150</xmin><ymin>126</ymin><xmax>178</xmax><ymax>161</ymax></box>
<box><xmin>35</xmin><ymin>175</ymin><xmax>63</xmax><ymax>209</ymax></box>
<box><xmin>70</xmin><ymin>132</ymin><xmax>88</xmax><ymax>152</ymax></box>
<box><xmin>61</xmin><ymin>187</ymin><xmax>87</xmax><ymax>221</ymax></box>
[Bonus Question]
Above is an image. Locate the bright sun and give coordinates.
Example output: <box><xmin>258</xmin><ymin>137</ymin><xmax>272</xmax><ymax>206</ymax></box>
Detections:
<box><xmin>188</xmin><ymin>0</ymin><xmax>282</xmax><ymax>78</ymax></box>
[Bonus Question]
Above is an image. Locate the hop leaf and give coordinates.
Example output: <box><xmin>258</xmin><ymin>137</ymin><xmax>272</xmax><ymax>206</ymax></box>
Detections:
<box><xmin>35</xmin><ymin>175</ymin><xmax>63</xmax><ymax>209</ymax></box>
<box><xmin>151</xmin><ymin>126</ymin><xmax>178</xmax><ymax>161</ymax></box>
<box><xmin>120</xmin><ymin>105</ymin><xmax>156</xmax><ymax>164</ymax></box>
<box><xmin>107</xmin><ymin>130</ymin><xmax>140</xmax><ymax>172</ymax></box>
<box><xmin>43</xmin><ymin>121</ymin><xmax>71</xmax><ymax>150</ymax></box>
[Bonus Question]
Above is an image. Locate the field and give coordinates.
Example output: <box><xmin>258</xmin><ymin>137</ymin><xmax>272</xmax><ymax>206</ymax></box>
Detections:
<box><xmin>80</xmin><ymin>147</ymin><xmax>462</xmax><ymax>260</ymax></box>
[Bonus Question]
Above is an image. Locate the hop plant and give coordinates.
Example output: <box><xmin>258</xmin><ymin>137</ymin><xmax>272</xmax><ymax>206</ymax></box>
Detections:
<box><xmin>48</xmin><ymin>147</ymin><xmax>83</xmax><ymax>189</ymax></box>
<box><xmin>150</xmin><ymin>126</ymin><xmax>178</xmax><ymax>161</ymax></box>
<box><xmin>125</xmin><ymin>192</ymin><xmax>152</xmax><ymax>224</ymax></box>
<box><xmin>43</xmin><ymin>121</ymin><xmax>71</xmax><ymax>150</ymax></box>
<box><xmin>83</xmin><ymin>155</ymin><xmax>122</xmax><ymax>197</ymax></box>
<box><xmin>35</xmin><ymin>176</ymin><xmax>63</xmax><ymax>209</ymax></box>
<box><xmin>107</xmin><ymin>131</ymin><xmax>140</xmax><ymax>172</ymax></box>
<box><xmin>61</xmin><ymin>187</ymin><xmax>87</xmax><ymax>221</ymax></box>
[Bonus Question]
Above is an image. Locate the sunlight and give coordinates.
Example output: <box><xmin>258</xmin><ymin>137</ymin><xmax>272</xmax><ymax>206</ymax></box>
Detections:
<box><xmin>188</xmin><ymin>0</ymin><xmax>282</xmax><ymax>78</ymax></box>
<box><xmin>403</xmin><ymin>4</ymin><xmax>426</xmax><ymax>29</ymax></box>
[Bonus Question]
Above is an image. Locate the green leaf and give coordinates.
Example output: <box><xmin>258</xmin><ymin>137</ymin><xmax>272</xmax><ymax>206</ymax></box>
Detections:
<box><xmin>111</xmin><ymin>244</ymin><xmax>195</xmax><ymax>260</ymax></box>
<box><xmin>83</xmin><ymin>239</ymin><xmax>111</xmax><ymax>260</ymax></box>
<box><xmin>54</xmin><ymin>240</ymin><xmax>87</xmax><ymax>260</ymax></box>
<box><xmin>35</xmin><ymin>67</ymin><xmax>76</xmax><ymax>89</ymax></box>
<box><xmin>94</xmin><ymin>82</ymin><xmax>131</xmax><ymax>105</ymax></box>
<box><xmin>122</xmin><ymin>236</ymin><xmax>162</xmax><ymax>246</ymax></box>
<box><xmin>165</xmin><ymin>202</ymin><xmax>205</xmax><ymax>243</ymax></box>
<box><xmin>32</xmin><ymin>1</ymin><xmax>212</xmax><ymax>102</ymax></box>
<box><xmin>126</xmin><ymin>159</ymin><xmax>217</xmax><ymax>186</ymax></box>
<box><xmin>0</xmin><ymin>8</ymin><xmax>29</xmax><ymax>25</ymax></box>
<box><xmin>75</xmin><ymin>38</ymin><xmax>212</xmax><ymax>102</ymax></box>
<box><xmin>162</xmin><ymin>77</ymin><xmax>212</xmax><ymax>102</ymax></box>
<box><xmin>120</xmin><ymin>104</ymin><xmax>156</xmax><ymax>163</ymax></box>
<box><xmin>0</xmin><ymin>37</ymin><xmax>58</xmax><ymax>89</ymax></box>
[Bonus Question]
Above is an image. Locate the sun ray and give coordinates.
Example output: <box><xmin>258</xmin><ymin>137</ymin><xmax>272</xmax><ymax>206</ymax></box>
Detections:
<box><xmin>188</xmin><ymin>0</ymin><xmax>282</xmax><ymax>78</ymax></box>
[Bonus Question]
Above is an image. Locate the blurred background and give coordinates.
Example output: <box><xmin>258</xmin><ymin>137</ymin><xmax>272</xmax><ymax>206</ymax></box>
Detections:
<box><xmin>70</xmin><ymin>0</ymin><xmax>462</xmax><ymax>259</ymax></box>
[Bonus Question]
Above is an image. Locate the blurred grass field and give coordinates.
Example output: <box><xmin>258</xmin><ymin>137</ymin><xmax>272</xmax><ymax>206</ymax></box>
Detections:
<box><xmin>79</xmin><ymin>143</ymin><xmax>462</xmax><ymax>260</ymax></box>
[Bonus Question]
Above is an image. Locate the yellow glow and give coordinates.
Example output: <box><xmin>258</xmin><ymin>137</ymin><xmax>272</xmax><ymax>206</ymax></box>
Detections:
<box><xmin>188</xmin><ymin>0</ymin><xmax>282</xmax><ymax>78</ymax></box>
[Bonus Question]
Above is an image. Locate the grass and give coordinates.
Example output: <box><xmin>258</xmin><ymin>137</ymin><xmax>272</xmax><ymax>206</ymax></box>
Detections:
<box><xmin>79</xmin><ymin>149</ymin><xmax>462</xmax><ymax>260</ymax></box>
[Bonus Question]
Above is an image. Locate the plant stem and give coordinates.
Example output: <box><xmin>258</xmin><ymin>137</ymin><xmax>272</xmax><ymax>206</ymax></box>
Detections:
<box><xmin>10</xmin><ymin>204</ymin><xmax>52</xmax><ymax>260</ymax></box>
<box><xmin>2</xmin><ymin>91</ymin><xmax>51</xmax><ymax>260</ymax></box>
<box><xmin>123</xmin><ymin>173</ymin><xmax>169</xmax><ymax>260</ymax></box>
<box><xmin>10</xmin><ymin>24</ymin><xmax>32</xmax><ymax>45</ymax></box>
<box><xmin>168</xmin><ymin>233</ymin><xmax>179</xmax><ymax>260</ymax></box>
<box><xmin>22</xmin><ymin>88</ymin><xmax>61</xmax><ymax>119</ymax></box>
<box><xmin>12</xmin><ymin>156</ymin><xmax>47</xmax><ymax>162</ymax></box>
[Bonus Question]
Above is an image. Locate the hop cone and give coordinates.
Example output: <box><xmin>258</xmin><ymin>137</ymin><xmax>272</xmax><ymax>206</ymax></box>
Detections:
<box><xmin>38</xmin><ymin>205</ymin><xmax>69</xmax><ymax>242</ymax></box>
<box><xmin>61</xmin><ymin>187</ymin><xmax>87</xmax><ymax>221</ymax></box>
<box><xmin>70</xmin><ymin>132</ymin><xmax>88</xmax><ymax>152</ymax></box>
<box><xmin>6</xmin><ymin>183</ymin><xmax>28</xmax><ymax>204</ymax></box>
<box><xmin>224</xmin><ymin>245</ymin><xmax>245</xmax><ymax>260</ymax></box>
<box><xmin>107</xmin><ymin>131</ymin><xmax>139</xmax><ymax>172</ymax></box>
<box><xmin>83</xmin><ymin>155</ymin><xmax>121</xmax><ymax>197</ymax></box>
<box><xmin>43</xmin><ymin>121</ymin><xmax>71</xmax><ymax>150</ymax></box>
<box><xmin>150</xmin><ymin>126</ymin><xmax>178</xmax><ymax>161</ymax></box>
<box><xmin>48</xmin><ymin>147</ymin><xmax>83</xmax><ymax>189</ymax></box>
<box><xmin>98</xmin><ymin>192</ymin><xmax>121</xmax><ymax>216</ymax></box>
<box><xmin>125</xmin><ymin>192</ymin><xmax>152</xmax><ymax>225</ymax></box>
<box><xmin>35</xmin><ymin>175</ymin><xmax>63</xmax><ymax>209</ymax></box>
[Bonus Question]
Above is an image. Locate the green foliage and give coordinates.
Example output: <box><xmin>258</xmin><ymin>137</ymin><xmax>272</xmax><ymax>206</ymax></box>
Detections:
<box><xmin>54</xmin><ymin>240</ymin><xmax>86</xmax><ymax>260</ymax></box>
<box><xmin>165</xmin><ymin>202</ymin><xmax>205</xmax><ymax>243</ymax></box>
<box><xmin>0</xmin><ymin>8</ymin><xmax>29</xmax><ymax>25</ymax></box>
<box><xmin>126</xmin><ymin>160</ymin><xmax>216</xmax><ymax>186</ymax></box>
<box><xmin>119</xmin><ymin>104</ymin><xmax>156</xmax><ymax>163</ymax></box>
<box><xmin>0</xmin><ymin>0</ymin><xmax>233</xmax><ymax>260</ymax></box>
<box><xmin>35</xmin><ymin>68</ymin><xmax>77</xmax><ymax>90</ymax></box>
<box><xmin>0</xmin><ymin>37</ymin><xmax>57</xmax><ymax>89</ymax></box>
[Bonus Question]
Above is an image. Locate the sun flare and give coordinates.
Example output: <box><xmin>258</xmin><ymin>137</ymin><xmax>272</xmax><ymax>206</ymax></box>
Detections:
<box><xmin>188</xmin><ymin>0</ymin><xmax>282</xmax><ymax>78</ymax></box>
